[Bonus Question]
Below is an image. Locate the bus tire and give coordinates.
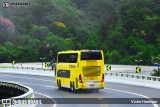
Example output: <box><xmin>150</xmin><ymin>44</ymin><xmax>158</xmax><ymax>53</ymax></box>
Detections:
<box><xmin>57</xmin><ymin>80</ymin><xmax>58</xmax><ymax>86</ymax></box>
<box><xmin>94</xmin><ymin>89</ymin><xmax>99</xmax><ymax>92</ymax></box>
<box><xmin>58</xmin><ymin>80</ymin><xmax>62</xmax><ymax>90</ymax></box>
<box><xmin>72</xmin><ymin>82</ymin><xmax>76</xmax><ymax>93</ymax></box>
<box><xmin>70</xmin><ymin>82</ymin><xmax>73</xmax><ymax>92</ymax></box>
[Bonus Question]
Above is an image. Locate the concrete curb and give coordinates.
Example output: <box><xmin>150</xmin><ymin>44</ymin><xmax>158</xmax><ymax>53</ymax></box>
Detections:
<box><xmin>0</xmin><ymin>81</ymin><xmax>34</xmax><ymax>107</ymax></box>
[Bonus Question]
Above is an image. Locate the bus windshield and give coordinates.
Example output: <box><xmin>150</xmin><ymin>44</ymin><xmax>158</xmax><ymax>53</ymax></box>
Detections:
<box><xmin>81</xmin><ymin>51</ymin><xmax>102</xmax><ymax>60</ymax></box>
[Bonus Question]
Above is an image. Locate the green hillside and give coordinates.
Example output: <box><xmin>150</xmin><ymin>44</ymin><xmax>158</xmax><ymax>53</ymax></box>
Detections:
<box><xmin>0</xmin><ymin>0</ymin><xmax>160</xmax><ymax>65</ymax></box>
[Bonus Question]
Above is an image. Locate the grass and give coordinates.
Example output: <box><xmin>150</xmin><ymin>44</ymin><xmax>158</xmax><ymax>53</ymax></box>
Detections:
<box><xmin>0</xmin><ymin>66</ymin><xmax>11</xmax><ymax>68</ymax></box>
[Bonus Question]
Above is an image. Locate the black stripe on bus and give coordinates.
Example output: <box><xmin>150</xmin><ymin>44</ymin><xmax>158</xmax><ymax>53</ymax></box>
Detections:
<box><xmin>57</xmin><ymin>70</ymin><xmax>70</xmax><ymax>78</ymax></box>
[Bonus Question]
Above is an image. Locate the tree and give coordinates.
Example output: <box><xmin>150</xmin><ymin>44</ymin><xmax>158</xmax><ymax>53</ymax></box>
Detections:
<box><xmin>141</xmin><ymin>44</ymin><xmax>155</xmax><ymax>65</ymax></box>
<box><xmin>106</xmin><ymin>31</ymin><xmax>124</xmax><ymax>50</ymax></box>
<box><xmin>105</xmin><ymin>50</ymin><xmax>121</xmax><ymax>64</ymax></box>
<box><xmin>45</xmin><ymin>33</ymin><xmax>74</xmax><ymax>58</ymax></box>
<box><xmin>0</xmin><ymin>17</ymin><xmax>15</xmax><ymax>44</ymax></box>
<box><xmin>86</xmin><ymin>0</ymin><xmax>119</xmax><ymax>39</ymax></box>
<box><xmin>123</xmin><ymin>18</ymin><xmax>139</xmax><ymax>36</ymax></box>
<box><xmin>0</xmin><ymin>45</ymin><xmax>10</xmax><ymax>62</ymax></box>
<box><xmin>16</xmin><ymin>46</ymin><xmax>39</xmax><ymax>62</ymax></box>
<box><xmin>31</xmin><ymin>25</ymin><xmax>49</xmax><ymax>40</ymax></box>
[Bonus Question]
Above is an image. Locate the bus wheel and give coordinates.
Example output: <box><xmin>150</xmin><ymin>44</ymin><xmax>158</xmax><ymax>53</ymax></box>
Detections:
<box><xmin>94</xmin><ymin>89</ymin><xmax>99</xmax><ymax>92</ymax></box>
<box><xmin>58</xmin><ymin>80</ymin><xmax>62</xmax><ymax>90</ymax></box>
<box><xmin>71</xmin><ymin>82</ymin><xmax>76</xmax><ymax>93</ymax></box>
<box><xmin>70</xmin><ymin>82</ymin><xmax>73</xmax><ymax>92</ymax></box>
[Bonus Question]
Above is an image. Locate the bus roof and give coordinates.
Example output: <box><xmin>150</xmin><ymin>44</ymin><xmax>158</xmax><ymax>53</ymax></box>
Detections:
<box><xmin>58</xmin><ymin>50</ymin><xmax>103</xmax><ymax>54</ymax></box>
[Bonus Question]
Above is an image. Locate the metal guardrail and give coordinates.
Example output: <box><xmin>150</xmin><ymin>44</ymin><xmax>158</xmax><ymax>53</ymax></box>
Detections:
<box><xmin>11</xmin><ymin>66</ymin><xmax>53</xmax><ymax>71</ymax></box>
<box><xmin>0</xmin><ymin>81</ymin><xmax>34</xmax><ymax>107</ymax></box>
<box><xmin>105</xmin><ymin>72</ymin><xmax>160</xmax><ymax>82</ymax></box>
<box><xmin>11</xmin><ymin>66</ymin><xmax>160</xmax><ymax>81</ymax></box>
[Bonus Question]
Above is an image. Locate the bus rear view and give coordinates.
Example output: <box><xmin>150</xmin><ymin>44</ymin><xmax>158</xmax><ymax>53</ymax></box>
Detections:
<box><xmin>55</xmin><ymin>50</ymin><xmax>104</xmax><ymax>93</ymax></box>
<box><xmin>78</xmin><ymin>50</ymin><xmax>105</xmax><ymax>91</ymax></box>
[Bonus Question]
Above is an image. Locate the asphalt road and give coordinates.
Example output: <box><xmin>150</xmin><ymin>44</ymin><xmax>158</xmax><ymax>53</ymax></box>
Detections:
<box><xmin>0</xmin><ymin>70</ymin><xmax>160</xmax><ymax>107</ymax></box>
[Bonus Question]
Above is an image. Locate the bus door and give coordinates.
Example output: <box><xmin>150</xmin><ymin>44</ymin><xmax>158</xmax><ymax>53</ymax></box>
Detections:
<box><xmin>69</xmin><ymin>53</ymin><xmax>78</xmax><ymax>81</ymax></box>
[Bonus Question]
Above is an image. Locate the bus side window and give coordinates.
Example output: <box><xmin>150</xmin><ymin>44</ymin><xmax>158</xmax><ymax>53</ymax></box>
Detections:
<box><xmin>69</xmin><ymin>54</ymin><xmax>77</xmax><ymax>63</ymax></box>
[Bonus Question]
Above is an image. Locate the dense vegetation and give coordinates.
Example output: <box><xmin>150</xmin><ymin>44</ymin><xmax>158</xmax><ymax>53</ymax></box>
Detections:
<box><xmin>0</xmin><ymin>0</ymin><xmax>160</xmax><ymax>65</ymax></box>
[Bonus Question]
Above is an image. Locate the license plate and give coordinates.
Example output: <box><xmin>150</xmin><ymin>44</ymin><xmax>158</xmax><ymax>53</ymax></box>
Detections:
<box><xmin>86</xmin><ymin>76</ymin><xmax>98</xmax><ymax>80</ymax></box>
<box><xmin>90</xmin><ymin>84</ymin><xmax>95</xmax><ymax>87</ymax></box>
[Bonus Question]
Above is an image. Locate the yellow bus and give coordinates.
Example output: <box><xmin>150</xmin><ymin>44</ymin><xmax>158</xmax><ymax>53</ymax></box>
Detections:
<box><xmin>55</xmin><ymin>50</ymin><xmax>104</xmax><ymax>93</ymax></box>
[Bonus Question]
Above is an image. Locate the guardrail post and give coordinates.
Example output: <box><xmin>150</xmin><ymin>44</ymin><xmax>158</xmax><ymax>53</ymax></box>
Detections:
<box><xmin>126</xmin><ymin>74</ymin><xmax>128</xmax><ymax>77</ymax></box>
<box><xmin>121</xmin><ymin>74</ymin><xmax>123</xmax><ymax>77</ymax></box>
<box><xmin>147</xmin><ymin>77</ymin><xmax>151</xmax><ymax>80</ymax></box>
<box><xmin>131</xmin><ymin>75</ymin><xmax>134</xmax><ymax>78</ymax></box>
<box><xmin>110</xmin><ymin>73</ymin><xmax>112</xmax><ymax>76</ymax></box>
<box><xmin>116</xmin><ymin>73</ymin><xmax>118</xmax><ymax>76</ymax></box>
<box><xmin>153</xmin><ymin>78</ymin><xmax>156</xmax><ymax>81</ymax></box>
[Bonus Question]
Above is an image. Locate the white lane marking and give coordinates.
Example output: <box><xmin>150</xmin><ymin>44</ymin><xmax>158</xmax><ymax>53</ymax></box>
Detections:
<box><xmin>34</xmin><ymin>92</ymin><xmax>57</xmax><ymax>107</ymax></box>
<box><xmin>34</xmin><ymin>92</ymin><xmax>53</xmax><ymax>98</ymax></box>
<box><xmin>21</xmin><ymin>82</ymin><xmax>57</xmax><ymax>89</ymax></box>
<box><xmin>105</xmin><ymin>88</ymin><xmax>158</xmax><ymax>107</ymax></box>
<box><xmin>0</xmin><ymin>74</ymin><xmax>53</xmax><ymax>82</ymax></box>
